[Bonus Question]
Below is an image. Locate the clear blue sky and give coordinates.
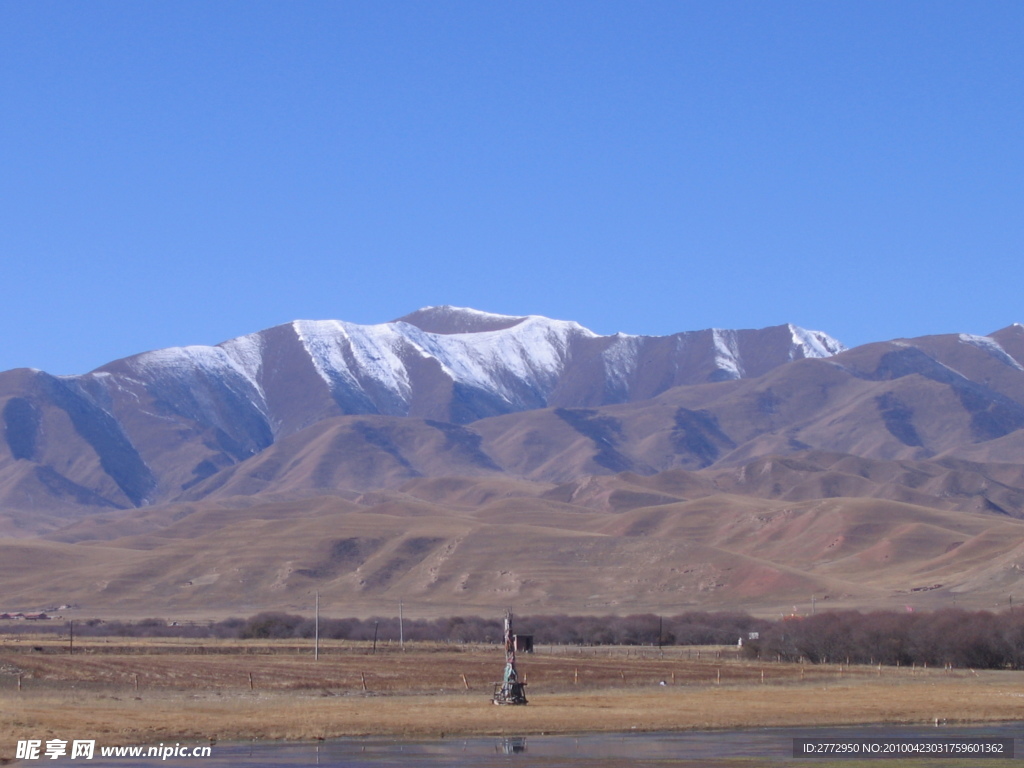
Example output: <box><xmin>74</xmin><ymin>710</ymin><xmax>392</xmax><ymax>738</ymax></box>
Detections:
<box><xmin>2</xmin><ymin>1</ymin><xmax>1021</xmax><ymax>375</ymax></box>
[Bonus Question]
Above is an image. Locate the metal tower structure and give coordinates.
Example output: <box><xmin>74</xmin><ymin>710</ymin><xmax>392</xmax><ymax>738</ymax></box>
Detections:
<box><xmin>492</xmin><ymin>610</ymin><xmax>528</xmax><ymax>705</ymax></box>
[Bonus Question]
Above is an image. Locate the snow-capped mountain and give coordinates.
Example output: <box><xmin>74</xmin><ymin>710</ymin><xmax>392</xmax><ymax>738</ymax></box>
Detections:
<box><xmin>5</xmin><ymin>307</ymin><xmax>1024</xmax><ymax>531</ymax></box>
<box><xmin>0</xmin><ymin>307</ymin><xmax>843</xmax><ymax>512</ymax></box>
<box><xmin>95</xmin><ymin>305</ymin><xmax>847</xmax><ymax>432</ymax></box>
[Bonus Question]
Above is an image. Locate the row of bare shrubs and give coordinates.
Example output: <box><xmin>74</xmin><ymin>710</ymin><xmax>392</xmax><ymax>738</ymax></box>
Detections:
<box><xmin>743</xmin><ymin>609</ymin><xmax>1024</xmax><ymax>669</ymax></box>
<box><xmin>160</xmin><ymin>611</ymin><xmax>768</xmax><ymax>646</ymax></box>
<box><xmin>8</xmin><ymin>611</ymin><xmax>766</xmax><ymax>646</ymax></box>
<box><xmin>12</xmin><ymin>608</ymin><xmax>1024</xmax><ymax>668</ymax></box>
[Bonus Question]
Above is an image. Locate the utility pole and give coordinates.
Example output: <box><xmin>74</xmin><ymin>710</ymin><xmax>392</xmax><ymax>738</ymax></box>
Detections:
<box><xmin>314</xmin><ymin>591</ymin><xmax>319</xmax><ymax>661</ymax></box>
<box><xmin>399</xmin><ymin>600</ymin><xmax>404</xmax><ymax>652</ymax></box>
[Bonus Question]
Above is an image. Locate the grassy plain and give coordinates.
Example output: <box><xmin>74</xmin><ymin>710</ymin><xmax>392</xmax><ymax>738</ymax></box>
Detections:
<box><xmin>1</xmin><ymin>637</ymin><xmax>1022</xmax><ymax>763</ymax></box>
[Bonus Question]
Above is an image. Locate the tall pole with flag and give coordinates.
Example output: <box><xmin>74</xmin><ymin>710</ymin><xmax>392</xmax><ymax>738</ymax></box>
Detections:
<box><xmin>492</xmin><ymin>610</ymin><xmax>528</xmax><ymax>705</ymax></box>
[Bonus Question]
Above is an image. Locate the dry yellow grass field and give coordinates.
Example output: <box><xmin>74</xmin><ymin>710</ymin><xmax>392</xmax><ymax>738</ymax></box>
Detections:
<box><xmin>2</xmin><ymin>638</ymin><xmax>1023</xmax><ymax>762</ymax></box>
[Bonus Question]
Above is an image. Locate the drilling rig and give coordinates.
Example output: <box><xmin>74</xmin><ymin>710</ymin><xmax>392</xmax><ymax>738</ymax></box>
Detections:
<box><xmin>492</xmin><ymin>610</ymin><xmax>528</xmax><ymax>705</ymax></box>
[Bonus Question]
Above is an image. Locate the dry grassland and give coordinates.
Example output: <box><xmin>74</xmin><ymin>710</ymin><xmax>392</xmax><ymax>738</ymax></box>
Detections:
<box><xmin>1</xmin><ymin>638</ymin><xmax>1023</xmax><ymax>761</ymax></box>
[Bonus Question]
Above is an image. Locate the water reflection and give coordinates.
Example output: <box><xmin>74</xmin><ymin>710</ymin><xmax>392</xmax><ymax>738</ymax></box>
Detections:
<box><xmin>80</xmin><ymin>723</ymin><xmax>1022</xmax><ymax>767</ymax></box>
<box><xmin>496</xmin><ymin>736</ymin><xmax>527</xmax><ymax>754</ymax></box>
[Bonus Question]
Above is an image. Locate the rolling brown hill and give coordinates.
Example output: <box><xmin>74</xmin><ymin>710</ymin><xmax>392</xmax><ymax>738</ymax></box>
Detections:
<box><xmin>2</xmin><ymin>481</ymin><xmax>1022</xmax><ymax>619</ymax></box>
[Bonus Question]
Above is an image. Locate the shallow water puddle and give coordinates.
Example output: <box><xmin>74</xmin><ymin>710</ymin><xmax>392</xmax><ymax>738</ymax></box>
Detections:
<box><xmin>82</xmin><ymin>723</ymin><xmax>1022</xmax><ymax>767</ymax></box>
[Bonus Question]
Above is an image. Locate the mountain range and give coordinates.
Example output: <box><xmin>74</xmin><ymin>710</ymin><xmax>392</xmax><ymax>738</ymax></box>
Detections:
<box><xmin>3</xmin><ymin>307</ymin><xmax>1024</xmax><ymax>618</ymax></box>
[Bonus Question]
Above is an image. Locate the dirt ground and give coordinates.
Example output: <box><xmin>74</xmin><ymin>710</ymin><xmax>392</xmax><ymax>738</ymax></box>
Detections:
<box><xmin>1</xmin><ymin>637</ymin><xmax>1022</xmax><ymax>762</ymax></box>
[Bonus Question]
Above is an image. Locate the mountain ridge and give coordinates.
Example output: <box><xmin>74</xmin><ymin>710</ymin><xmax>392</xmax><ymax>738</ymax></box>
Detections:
<box><xmin>0</xmin><ymin>307</ymin><xmax>847</xmax><ymax>517</ymax></box>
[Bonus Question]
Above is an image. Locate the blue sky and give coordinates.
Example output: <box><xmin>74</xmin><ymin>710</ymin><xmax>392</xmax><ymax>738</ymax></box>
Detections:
<box><xmin>2</xmin><ymin>2</ymin><xmax>1022</xmax><ymax>375</ymax></box>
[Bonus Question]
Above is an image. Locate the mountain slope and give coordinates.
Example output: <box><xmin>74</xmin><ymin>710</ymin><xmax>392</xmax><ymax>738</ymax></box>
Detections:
<box><xmin>0</xmin><ymin>308</ymin><xmax>843</xmax><ymax>518</ymax></box>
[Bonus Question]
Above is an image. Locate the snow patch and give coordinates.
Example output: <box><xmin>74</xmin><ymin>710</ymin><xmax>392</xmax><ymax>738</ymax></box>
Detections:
<box><xmin>293</xmin><ymin>319</ymin><xmax>413</xmax><ymax>402</ymax></box>
<box><xmin>601</xmin><ymin>335</ymin><xmax>645</xmax><ymax>390</ymax></box>
<box><xmin>417</xmin><ymin>305</ymin><xmax>525</xmax><ymax>323</ymax></box>
<box><xmin>787</xmin><ymin>325</ymin><xmax>846</xmax><ymax>359</ymax></box>
<box><xmin>219</xmin><ymin>332</ymin><xmax>266</xmax><ymax>387</ymax></box>
<box><xmin>958</xmin><ymin>334</ymin><xmax>1024</xmax><ymax>371</ymax></box>
<box><xmin>125</xmin><ymin>343</ymin><xmax>272</xmax><ymax>424</ymax></box>
<box><xmin>398</xmin><ymin>316</ymin><xmax>588</xmax><ymax>404</ymax></box>
<box><xmin>712</xmin><ymin>329</ymin><xmax>743</xmax><ymax>378</ymax></box>
<box><xmin>293</xmin><ymin>314</ymin><xmax>591</xmax><ymax>408</ymax></box>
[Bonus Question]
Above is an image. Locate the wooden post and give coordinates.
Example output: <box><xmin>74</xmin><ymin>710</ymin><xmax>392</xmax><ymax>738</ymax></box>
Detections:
<box><xmin>17</xmin><ymin>674</ymin><xmax>22</xmax><ymax>692</ymax></box>
<box><xmin>361</xmin><ymin>672</ymin><xmax>367</xmax><ymax>692</ymax></box>
<box><xmin>761</xmin><ymin>669</ymin><xmax>765</xmax><ymax>684</ymax></box>
<box><xmin>670</xmin><ymin>671</ymin><xmax>675</xmax><ymax>684</ymax></box>
<box><xmin>372</xmin><ymin>622</ymin><xmax>379</xmax><ymax>655</ymax></box>
<box><xmin>574</xmin><ymin>667</ymin><xmax>579</xmax><ymax>684</ymax></box>
<box><xmin>134</xmin><ymin>673</ymin><xmax>140</xmax><ymax>691</ymax></box>
<box><xmin>248</xmin><ymin>672</ymin><xmax>254</xmax><ymax>691</ymax></box>
<box><xmin>314</xmin><ymin>591</ymin><xmax>319</xmax><ymax>662</ymax></box>
<box><xmin>461</xmin><ymin>673</ymin><xmax>470</xmax><ymax>690</ymax></box>
<box><xmin>69</xmin><ymin>620</ymin><xmax>73</xmax><ymax>656</ymax></box>
<box><xmin>716</xmin><ymin>668</ymin><xmax>721</xmax><ymax>685</ymax></box>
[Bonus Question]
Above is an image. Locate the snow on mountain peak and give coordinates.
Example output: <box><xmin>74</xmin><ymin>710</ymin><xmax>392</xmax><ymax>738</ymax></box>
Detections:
<box><xmin>787</xmin><ymin>324</ymin><xmax>846</xmax><ymax>359</ymax></box>
<box><xmin>293</xmin><ymin>319</ymin><xmax>413</xmax><ymax>407</ymax></box>
<box><xmin>396</xmin><ymin>305</ymin><xmax>529</xmax><ymax>335</ymax></box>
<box><xmin>65</xmin><ymin>310</ymin><xmax>848</xmax><ymax>437</ymax></box>
<box><xmin>195</xmin><ymin>312</ymin><xmax>844</xmax><ymax>418</ymax></box>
